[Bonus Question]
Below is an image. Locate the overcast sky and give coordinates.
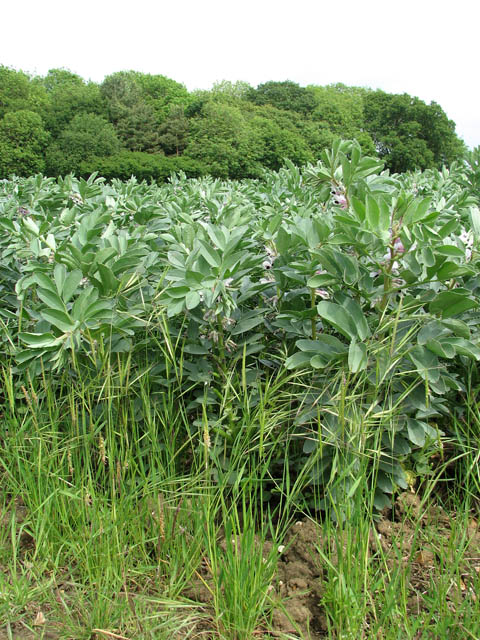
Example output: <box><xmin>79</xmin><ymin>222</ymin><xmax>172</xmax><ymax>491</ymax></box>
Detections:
<box><xmin>2</xmin><ymin>0</ymin><xmax>479</xmax><ymax>148</ymax></box>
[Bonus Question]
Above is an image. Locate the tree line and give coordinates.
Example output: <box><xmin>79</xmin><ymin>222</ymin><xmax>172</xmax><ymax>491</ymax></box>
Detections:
<box><xmin>0</xmin><ymin>66</ymin><xmax>466</xmax><ymax>181</ymax></box>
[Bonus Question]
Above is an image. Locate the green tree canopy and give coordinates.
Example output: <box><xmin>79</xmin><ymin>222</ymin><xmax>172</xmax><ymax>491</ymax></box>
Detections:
<box><xmin>210</xmin><ymin>80</ymin><xmax>252</xmax><ymax>101</ymax></box>
<box><xmin>247</xmin><ymin>80</ymin><xmax>316</xmax><ymax>115</ymax></box>
<box><xmin>115</xmin><ymin>101</ymin><xmax>163</xmax><ymax>153</ymax></box>
<box><xmin>101</xmin><ymin>71</ymin><xmax>165</xmax><ymax>152</ymax></box>
<box><xmin>101</xmin><ymin>71</ymin><xmax>143</xmax><ymax>124</ymax></box>
<box><xmin>185</xmin><ymin>100</ymin><xmax>319</xmax><ymax>176</ymax></box>
<box><xmin>308</xmin><ymin>84</ymin><xmax>375</xmax><ymax>155</ymax></box>
<box><xmin>185</xmin><ymin>101</ymin><xmax>260</xmax><ymax>178</ymax></box>
<box><xmin>40</xmin><ymin>68</ymin><xmax>106</xmax><ymax>137</ymax></box>
<box><xmin>0</xmin><ymin>64</ymin><xmax>467</xmax><ymax>179</ymax></box>
<box><xmin>0</xmin><ymin>66</ymin><xmax>48</xmax><ymax>119</ymax></box>
<box><xmin>158</xmin><ymin>105</ymin><xmax>189</xmax><ymax>155</ymax></box>
<box><xmin>364</xmin><ymin>91</ymin><xmax>465</xmax><ymax>172</ymax></box>
<box><xmin>41</xmin><ymin>68</ymin><xmax>85</xmax><ymax>92</ymax></box>
<box><xmin>45</xmin><ymin>112</ymin><xmax>121</xmax><ymax>175</ymax></box>
<box><xmin>133</xmin><ymin>72</ymin><xmax>192</xmax><ymax>121</ymax></box>
<box><xmin>0</xmin><ymin>110</ymin><xmax>50</xmax><ymax>177</ymax></box>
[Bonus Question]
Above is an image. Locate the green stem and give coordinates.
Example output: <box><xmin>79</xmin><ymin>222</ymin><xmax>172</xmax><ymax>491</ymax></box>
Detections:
<box><xmin>310</xmin><ymin>288</ymin><xmax>317</xmax><ymax>340</ymax></box>
<box><xmin>379</xmin><ymin>243</ymin><xmax>396</xmax><ymax>311</ymax></box>
<box><xmin>217</xmin><ymin>316</ymin><xmax>226</xmax><ymax>375</ymax></box>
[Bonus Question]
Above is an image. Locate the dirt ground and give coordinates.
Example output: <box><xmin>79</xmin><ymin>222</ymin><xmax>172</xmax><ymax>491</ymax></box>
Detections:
<box><xmin>2</xmin><ymin>492</ymin><xmax>480</xmax><ymax>639</ymax></box>
<box><xmin>185</xmin><ymin>491</ymin><xmax>480</xmax><ymax>639</ymax></box>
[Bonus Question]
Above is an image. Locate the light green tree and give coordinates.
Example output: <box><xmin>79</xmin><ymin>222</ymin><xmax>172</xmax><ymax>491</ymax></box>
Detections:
<box><xmin>40</xmin><ymin>68</ymin><xmax>106</xmax><ymax>137</ymax></box>
<box><xmin>0</xmin><ymin>66</ymin><xmax>48</xmax><ymax>118</ymax></box>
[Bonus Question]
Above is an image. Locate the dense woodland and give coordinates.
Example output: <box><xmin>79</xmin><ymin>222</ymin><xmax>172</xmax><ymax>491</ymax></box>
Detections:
<box><xmin>0</xmin><ymin>65</ymin><xmax>467</xmax><ymax>180</ymax></box>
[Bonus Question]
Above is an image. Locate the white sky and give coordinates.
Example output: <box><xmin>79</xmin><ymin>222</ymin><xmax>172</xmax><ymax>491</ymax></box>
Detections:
<box><xmin>2</xmin><ymin>0</ymin><xmax>479</xmax><ymax>148</ymax></box>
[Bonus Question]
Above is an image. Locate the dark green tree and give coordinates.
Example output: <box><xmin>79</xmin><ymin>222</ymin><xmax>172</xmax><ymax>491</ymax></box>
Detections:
<box><xmin>158</xmin><ymin>105</ymin><xmax>189</xmax><ymax>155</ymax></box>
<box><xmin>247</xmin><ymin>80</ymin><xmax>316</xmax><ymax>115</ymax></box>
<box><xmin>79</xmin><ymin>151</ymin><xmax>206</xmax><ymax>182</ymax></box>
<box><xmin>101</xmin><ymin>71</ymin><xmax>143</xmax><ymax>124</ymax></box>
<box><xmin>101</xmin><ymin>72</ymin><xmax>164</xmax><ymax>152</ymax></box>
<box><xmin>0</xmin><ymin>110</ymin><xmax>50</xmax><ymax>177</ymax></box>
<box><xmin>41</xmin><ymin>68</ymin><xmax>84</xmax><ymax>92</ymax></box>
<box><xmin>115</xmin><ymin>101</ymin><xmax>162</xmax><ymax>153</ymax></box>
<box><xmin>364</xmin><ymin>91</ymin><xmax>464</xmax><ymax>172</ymax></box>
<box><xmin>45</xmin><ymin>112</ymin><xmax>121</xmax><ymax>175</ymax></box>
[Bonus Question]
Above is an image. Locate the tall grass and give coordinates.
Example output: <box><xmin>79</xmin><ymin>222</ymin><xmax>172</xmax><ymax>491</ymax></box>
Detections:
<box><xmin>1</xmin><ymin>333</ymin><xmax>479</xmax><ymax>638</ymax></box>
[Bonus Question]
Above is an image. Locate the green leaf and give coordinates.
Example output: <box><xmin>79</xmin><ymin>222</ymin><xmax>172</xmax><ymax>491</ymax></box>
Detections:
<box><xmin>184</xmin><ymin>343</ymin><xmax>210</xmax><ymax>355</ymax></box>
<box><xmin>97</xmin><ymin>263</ymin><xmax>119</xmax><ymax>294</ymax></box>
<box><xmin>435</xmin><ymin>245</ymin><xmax>465</xmax><ymax>258</ymax></box>
<box><xmin>83</xmin><ymin>300</ymin><xmax>113</xmax><ymax>322</ymax></box>
<box><xmin>441</xmin><ymin>318</ymin><xmax>470</xmax><ymax>339</ymax></box>
<box><xmin>37</xmin><ymin>288</ymin><xmax>66</xmax><ymax>312</ymax></box>
<box><xmin>297</xmin><ymin>335</ymin><xmax>346</xmax><ymax>356</ymax></box>
<box><xmin>62</xmin><ymin>270</ymin><xmax>83</xmax><ymax>302</ymax></box>
<box><xmin>469</xmin><ymin>207</ymin><xmax>480</xmax><ymax>240</ymax></box>
<box><xmin>317</xmin><ymin>301</ymin><xmax>357</xmax><ymax>340</ymax></box>
<box><xmin>167</xmin><ymin>251</ymin><xmax>185</xmax><ymax>269</ymax></box>
<box><xmin>436</xmin><ymin>261</ymin><xmax>466</xmax><ymax>280</ymax></box>
<box><xmin>406</xmin><ymin>419</ymin><xmax>426</xmax><ymax>447</ymax></box>
<box><xmin>376</xmin><ymin>471</ymin><xmax>394</xmax><ymax>494</ymax></box>
<box><xmin>363</xmin><ymin>194</ymin><xmax>389</xmax><ymax>237</ymax></box>
<box><xmin>374</xmin><ymin>489</ymin><xmax>391</xmax><ymax>511</ymax></box>
<box><xmin>303</xmin><ymin>438</ymin><xmax>318</xmax><ymax>454</ymax></box>
<box><xmin>392</xmin><ymin>435</ymin><xmax>411</xmax><ymax>455</ymax></box>
<box><xmin>230</xmin><ymin>313</ymin><xmax>265</xmax><ymax>335</ymax></box>
<box><xmin>23</xmin><ymin>217</ymin><xmax>40</xmax><ymax>236</ymax></box>
<box><xmin>307</xmin><ymin>274</ymin><xmax>338</xmax><ymax>288</ymax></box>
<box><xmin>341</xmin><ymin>297</ymin><xmax>370</xmax><ymax>340</ymax></box>
<box><xmin>166</xmin><ymin>298</ymin><xmax>185</xmax><ymax>317</ymax></box>
<box><xmin>0</xmin><ymin>217</ymin><xmax>17</xmax><ymax>233</ymax></box>
<box><xmin>18</xmin><ymin>332</ymin><xmax>61</xmax><ymax>348</ymax></box>
<box><xmin>41</xmin><ymin>308</ymin><xmax>76</xmax><ymax>333</ymax></box>
<box><xmin>198</xmin><ymin>241</ymin><xmax>220</xmax><ymax>268</ymax></box>
<box><xmin>443</xmin><ymin>337</ymin><xmax>480</xmax><ymax>360</ymax></box>
<box><xmin>33</xmin><ymin>272</ymin><xmax>57</xmax><ymax>294</ymax></box>
<box><xmin>421</xmin><ymin>247</ymin><xmax>435</xmax><ymax>267</ymax></box>
<box><xmin>72</xmin><ymin>288</ymin><xmax>98</xmax><ymax>321</ymax></box>
<box><xmin>185</xmin><ymin>270</ymin><xmax>205</xmax><ymax>286</ymax></box>
<box><xmin>409</xmin><ymin>345</ymin><xmax>440</xmax><ymax>382</ymax></box>
<box><xmin>310</xmin><ymin>355</ymin><xmax>329</xmax><ymax>369</ymax></box>
<box><xmin>429</xmin><ymin>290</ymin><xmax>478</xmax><ymax>318</ymax></box>
<box><xmin>437</xmin><ymin>218</ymin><xmax>459</xmax><ymax>239</ymax></box>
<box><xmin>351</xmin><ymin>197</ymin><xmax>365</xmax><ymax>222</ymax></box>
<box><xmin>417</xmin><ymin>320</ymin><xmax>448</xmax><ymax>345</ymax></box>
<box><xmin>403</xmin><ymin>197</ymin><xmax>431</xmax><ymax>224</ymax></box>
<box><xmin>15</xmin><ymin>349</ymin><xmax>51</xmax><ymax>364</ymax></box>
<box><xmin>425</xmin><ymin>339</ymin><xmax>456</xmax><ymax>359</ymax></box>
<box><xmin>167</xmin><ymin>286</ymin><xmax>190</xmax><ymax>299</ymax></box>
<box><xmin>185</xmin><ymin>291</ymin><xmax>201</xmax><ymax>310</ymax></box>
<box><xmin>285</xmin><ymin>352</ymin><xmax>313</xmax><ymax>369</ymax></box>
<box><xmin>53</xmin><ymin>264</ymin><xmax>66</xmax><ymax>295</ymax></box>
<box><xmin>365</xmin><ymin>194</ymin><xmax>379</xmax><ymax>231</ymax></box>
<box><xmin>348</xmin><ymin>339</ymin><xmax>367</xmax><ymax>372</ymax></box>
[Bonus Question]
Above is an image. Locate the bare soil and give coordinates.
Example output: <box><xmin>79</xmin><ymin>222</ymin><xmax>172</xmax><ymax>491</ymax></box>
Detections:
<box><xmin>2</xmin><ymin>492</ymin><xmax>480</xmax><ymax>639</ymax></box>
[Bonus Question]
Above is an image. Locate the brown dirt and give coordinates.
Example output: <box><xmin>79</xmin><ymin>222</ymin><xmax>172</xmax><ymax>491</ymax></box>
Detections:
<box><xmin>2</xmin><ymin>492</ymin><xmax>480</xmax><ymax>639</ymax></box>
<box><xmin>185</xmin><ymin>492</ymin><xmax>480</xmax><ymax>639</ymax></box>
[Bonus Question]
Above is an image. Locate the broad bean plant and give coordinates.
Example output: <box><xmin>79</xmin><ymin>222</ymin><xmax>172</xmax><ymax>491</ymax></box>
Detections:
<box><xmin>1</xmin><ymin>141</ymin><xmax>479</xmax><ymax>508</ymax></box>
